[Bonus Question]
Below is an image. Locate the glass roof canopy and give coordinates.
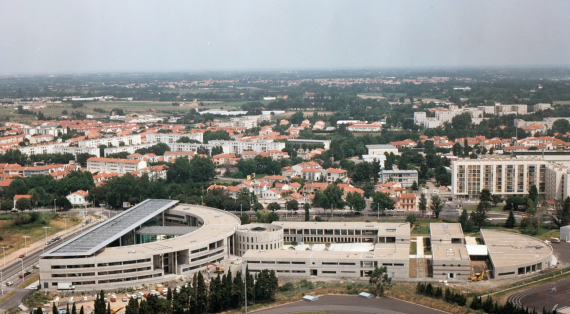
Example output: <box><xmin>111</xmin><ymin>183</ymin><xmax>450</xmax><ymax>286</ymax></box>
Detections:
<box><xmin>42</xmin><ymin>199</ymin><xmax>179</xmax><ymax>257</ymax></box>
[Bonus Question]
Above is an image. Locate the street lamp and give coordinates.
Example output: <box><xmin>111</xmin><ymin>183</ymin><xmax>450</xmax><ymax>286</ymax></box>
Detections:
<box><xmin>1</xmin><ymin>246</ymin><xmax>7</xmax><ymax>267</ymax></box>
<box><xmin>54</xmin><ymin>199</ymin><xmax>57</xmax><ymax>212</ymax></box>
<box><xmin>43</xmin><ymin>227</ymin><xmax>50</xmax><ymax>245</ymax></box>
<box><xmin>244</xmin><ymin>261</ymin><xmax>248</xmax><ymax>314</ymax></box>
<box><xmin>20</xmin><ymin>259</ymin><xmax>24</xmax><ymax>282</ymax></box>
<box><xmin>0</xmin><ymin>271</ymin><xmax>3</xmax><ymax>296</ymax></box>
<box><xmin>23</xmin><ymin>236</ymin><xmax>30</xmax><ymax>256</ymax></box>
<box><xmin>63</xmin><ymin>218</ymin><xmax>68</xmax><ymax>234</ymax></box>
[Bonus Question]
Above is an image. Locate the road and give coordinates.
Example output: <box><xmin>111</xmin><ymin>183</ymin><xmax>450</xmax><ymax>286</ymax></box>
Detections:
<box><xmin>252</xmin><ymin>295</ymin><xmax>448</xmax><ymax>314</ymax></box>
<box><xmin>507</xmin><ymin>275</ymin><xmax>570</xmax><ymax>312</ymax></box>
<box><xmin>0</xmin><ymin>213</ymin><xmax>112</xmax><ymax>312</ymax></box>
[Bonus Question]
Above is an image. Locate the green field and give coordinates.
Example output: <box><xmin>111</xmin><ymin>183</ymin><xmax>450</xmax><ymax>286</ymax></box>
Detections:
<box><xmin>464</xmin><ymin>205</ymin><xmax>504</xmax><ymax>212</ymax></box>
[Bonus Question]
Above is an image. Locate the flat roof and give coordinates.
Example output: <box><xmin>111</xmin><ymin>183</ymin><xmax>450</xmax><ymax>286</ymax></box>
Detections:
<box><xmin>43</xmin><ymin>199</ymin><xmax>178</xmax><ymax>257</ymax></box>
<box><xmin>431</xmin><ymin>244</ymin><xmax>470</xmax><ymax>262</ymax></box>
<box><xmin>430</xmin><ymin>223</ymin><xmax>464</xmax><ymax>240</ymax></box>
<box><xmin>93</xmin><ymin>204</ymin><xmax>240</xmax><ymax>258</ymax></box>
<box><xmin>481</xmin><ymin>229</ymin><xmax>552</xmax><ymax>268</ymax></box>
<box><xmin>366</xmin><ymin>144</ymin><xmax>397</xmax><ymax>149</ymax></box>
<box><xmin>135</xmin><ymin>226</ymin><xmax>199</xmax><ymax>236</ymax></box>
<box><xmin>243</xmin><ymin>243</ymin><xmax>409</xmax><ymax>261</ymax></box>
<box><xmin>273</xmin><ymin>221</ymin><xmax>410</xmax><ymax>236</ymax></box>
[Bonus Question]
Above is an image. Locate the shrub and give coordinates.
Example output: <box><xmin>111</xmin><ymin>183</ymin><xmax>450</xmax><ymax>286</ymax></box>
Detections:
<box><xmin>278</xmin><ymin>282</ymin><xmax>294</xmax><ymax>292</ymax></box>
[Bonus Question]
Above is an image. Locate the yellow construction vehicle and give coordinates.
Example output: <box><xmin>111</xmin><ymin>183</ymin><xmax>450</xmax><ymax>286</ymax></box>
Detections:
<box><xmin>110</xmin><ymin>307</ymin><xmax>123</xmax><ymax>314</ymax></box>
<box><xmin>206</xmin><ymin>262</ymin><xmax>225</xmax><ymax>273</ymax></box>
<box><xmin>468</xmin><ymin>272</ymin><xmax>484</xmax><ymax>281</ymax></box>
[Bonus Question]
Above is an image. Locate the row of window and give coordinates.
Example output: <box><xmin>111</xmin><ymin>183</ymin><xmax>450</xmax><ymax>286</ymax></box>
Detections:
<box><xmin>284</xmin><ymin>229</ymin><xmax>378</xmax><ymax>236</ymax></box>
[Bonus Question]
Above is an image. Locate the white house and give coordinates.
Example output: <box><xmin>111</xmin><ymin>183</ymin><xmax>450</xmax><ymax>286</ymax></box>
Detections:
<box><xmin>261</xmin><ymin>188</ymin><xmax>281</xmax><ymax>201</ymax></box>
<box><xmin>67</xmin><ymin>190</ymin><xmax>89</xmax><ymax>207</ymax></box>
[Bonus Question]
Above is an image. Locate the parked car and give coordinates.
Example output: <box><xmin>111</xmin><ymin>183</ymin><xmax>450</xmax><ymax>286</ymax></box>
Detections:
<box><xmin>6</xmin><ymin>281</ymin><xmax>13</xmax><ymax>286</ymax></box>
<box><xmin>122</xmin><ymin>297</ymin><xmax>127</xmax><ymax>302</ymax></box>
<box><xmin>19</xmin><ymin>254</ymin><xmax>25</xmax><ymax>258</ymax></box>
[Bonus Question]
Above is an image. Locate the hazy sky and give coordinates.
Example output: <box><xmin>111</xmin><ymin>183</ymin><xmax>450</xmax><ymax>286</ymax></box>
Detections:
<box><xmin>1</xmin><ymin>0</ymin><xmax>569</xmax><ymax>74</ymax></box>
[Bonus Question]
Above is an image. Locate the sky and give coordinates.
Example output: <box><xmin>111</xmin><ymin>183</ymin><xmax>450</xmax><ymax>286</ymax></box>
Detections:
<box><xmin>1</xmin><ymin>0</ymin><xmax>569</xmax><ymax>74</ymax></box>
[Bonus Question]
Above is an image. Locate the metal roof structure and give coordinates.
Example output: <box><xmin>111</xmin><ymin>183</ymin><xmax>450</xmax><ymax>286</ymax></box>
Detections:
<box><xmin>136</xmin><ymin>226</ymin><xmax>199</xmax><ymax>236</ymax></box>
<box><xmin>43</xmin><ymin>199</ymin><xmax>179</xmax><ymax>257</ymax></box>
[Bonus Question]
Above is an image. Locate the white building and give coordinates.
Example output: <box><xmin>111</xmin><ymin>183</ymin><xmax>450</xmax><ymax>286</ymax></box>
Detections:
<box><xmin>147</xmin><ymin>132</ymin><xmax>204</xmax><ymax>144</ymax></box>
<box><xmin>78</xmin><ymin>135</ymin><xmax>142</xmax><ymax>148</ymax></box>
<box><xmin>380</xmin><ymin>170</ymin><xmax>418</xmax><ymax>188</ymax></box>
<box><xmin>67</xmin><ymin>190</ymin><xmax>89</xmax><ymax>207</ymax></box>
<box><xmin>451</xmin><ymin>156</ymin><xmax>547</xmax><ymax>199</ymax></box>
<box><xmin>366</xmin><ymin>144</ymin><xmax>399</xmax><ymax>156</ymax></box>
<box><xmin>86</xmin><ymin>157</ymin><xmax>147</xmax><ymax>174</ymax></box>
<box><xmin>545</xmin><ymin>163</ymin><xmax>570</xmax><ymax>200</ymax></box>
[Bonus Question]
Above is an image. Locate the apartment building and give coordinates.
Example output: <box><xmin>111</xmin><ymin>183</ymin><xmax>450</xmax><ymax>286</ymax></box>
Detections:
<box><xmin>78</xmin><ymin>135</ymin><xmax>142</xmax><ymax>148</ymax></box>
<box><xmin>86</xmin><ymin>157</ymin><xmax>147</xmax><ymax>174</ymax></box>
<box><xmin>380</xmin><ymin>170</ymin><xmax>418</xmax><ymax>188</ymax></box>
<box><xmin>545</xmin><ymin>163</ymin><xmax>570</xmax><ymax>200</ymax></box>
<box><xmin>146</xmin><ymin>132</ymin><xmax>204</xmax><ymax>144</ymax></box>
<box><xmin>451</xmin><ymin>156</ymin><xmax>547</xmax><ymax>199</ymax></box>
<box><xmin>325</xmin><ymin>168</ymin><xmax>348</xmax><ymax>183</ymax></box>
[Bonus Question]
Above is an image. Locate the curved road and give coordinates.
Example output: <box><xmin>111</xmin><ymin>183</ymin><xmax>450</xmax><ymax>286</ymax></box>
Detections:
<box><xmin>252</xmin><ymin>295</ymin><xmax>448</xmax><ymax>314</ymax></box>
<box><xmin>507</xmin><ymin>276</ymin><xmax>570</xmax><ymax>312</ymax></box>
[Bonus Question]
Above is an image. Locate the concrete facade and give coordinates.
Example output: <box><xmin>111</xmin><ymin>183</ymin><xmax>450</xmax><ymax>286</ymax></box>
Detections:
<box><xmin>451</xmin><ymin>156</ymin><xmax>547</xmax><ymax>199</ymax></box>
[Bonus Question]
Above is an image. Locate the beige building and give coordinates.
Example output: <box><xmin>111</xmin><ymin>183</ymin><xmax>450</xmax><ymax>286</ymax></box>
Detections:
<box><xmin>545</xmin><ymin>163</ymin><xmax>570</xmax><ymax>200</ymax></box>
<box><xmin>451</xmin><ymin>156</ymin><xmax>547</xmax><ymax>199</ymax></box>
<box><xmin>86</xmin><ymin>157</ymin><xmax>147</xmax><ymax>174</ymax></box>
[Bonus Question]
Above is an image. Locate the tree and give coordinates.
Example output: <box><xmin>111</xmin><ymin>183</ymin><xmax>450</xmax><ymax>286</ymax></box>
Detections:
<box><xmin>285</xmin><ymin>200</ymin><xmax>299</xmax><ymax>212</ymax></box>
<box><xmin>289</xmin><ymin>111</ymin><xmax>304</xmax><ymax>125</ymax></box>
<box><xmin>304</xmin><ymin>203</ymin><xmax>310</xmax><ymax>221</ymax></box>
<box><xmin>94</xmin><ymin>290</ymin><xmax>106</xmax><ymax>314</ymax></box>
<box><xmin>372</xmin><ymin>159</ymin><xmax>381</xmax><ymax>184</ymax></box>
<box><xmin>76</xmin><ymin>153</ymin><xmax>96</xmax><ymax>167</ymax></box>
<box><xmin>411</xmin><ymin>180</ymin><xmax>418</xmax><ymax>191</ymax></box>
<box><xmin>406</xmin><ymin>213</ymin><xmax>417</xmax><ymax>225</ymax></box>
<box><xmin>472</xmin><ymin>188</ymin><xmax>492</xmax><ymax>228</ymax></box>
<box><xmin>491</xmin><ymin>194</ymin><xmax>503</xmax><ymax>207</ymax></box>
<box><xmin>267</xmin><ymin>202</ymin><xmax>280</xmax><ymax>211</ymax></box>
<box><xmin>351</xmin><ymin>162</ymin><xmax>372</xmax><ymax>184</ymax></box>
<box><xmin>505</xmin><ymin>209</ymin><xmax>516</xmax><ymax>228</ymax></box>
<box><xmin>553</xmin><ymin>197</ymin><xmax>570</xmax><ymax>228</ymax></box>
<box><xmin>52</xmin><ymin>303</ymin><xmax>58</xmax><ymax>314</ymax></box>
<box><xmin>79</xmin><ymin>306</ymin><xmax>84</xmax><ymax>314</ymax></box>
<box><xmin>459</xmin><ymin>208</ymin><xmax>469</xmax><ymax>229</ymax></box>
<box><xmin>15</xmin><ymin>198</ymin><xmax>32</xmax><ymax>211</ymax></box>
<box><xmin>346</xmin><ymin>192</ymin><xmax>366</xmax><ymax>212</ymax></box>
<box><xmin>430</xmin><ymin>194</ymin><xmax>445</xmax><ymax>218</ymax></box>
<box><xmin>418</xmin><ymin>193</ymin><xmax>427</xmax><ymax>214</ymax></box>
<box><xmin>452</xmin><ymin>113</ymin><xmax>472</xmax><ymax>130</ymax></box>
<box><xmin>529</xmin><ymin>185</ymin><xmax>539</xmax><ymax>204</ymax></box>
<box><xmin>552</xmin><ymin>119</ymin><xmax>570</xmax><ymax>134</ymax></box>
<box><xmin>255</xmin><ymin>210</ymin><xmax>279</xmax><ymax>223</ymax></box>
<box><xmin>369</xmin><ymin>266</ymin><xmax>391</xmax><ymax>296</ymax></box>
<box><xmin>313</xmin><ymin>184</ymin><xmax>345</xmax><ymax>216</ymax></box>
<box><xmin>1</xmin><ymin>200</ymin><xmax>12</xmax><ymax>213</ymax></box>
<box><xmin>372</xmin><ymin>192</ymin><xmax>395</xmax><ymax>212</ymax></box>
<box><xmin>71</xmin><ymin>303</ymin><xmax>77</xmax><ymax>314</ymax></box>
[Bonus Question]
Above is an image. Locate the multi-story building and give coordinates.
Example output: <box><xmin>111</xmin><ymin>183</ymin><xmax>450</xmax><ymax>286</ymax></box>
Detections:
<box><xmin>545</xmin><ymin>163</ymin><xmax>570</xmax><ymax>200</ymax></box>
<box><xmin>78</xmin><ymin>135</ymin><xmax>142</xmax><ymax>148</ymax></box>
<box><xmin>325</xmin><ymin>168</ymin><xmax>348</xmax><ymax>183</ymax></box>
<box><xmin>451</xmin><ymin>156</ymin><xmax>547</xmax><ymax>199</ymax></box>
<box><xmin>86</xmin><ymin>157</ymin><xmax>147</xmax><ymax>174</ymax></box>
<box><xmin>146</xmin><ymin>132</ymin><xmax>204</xmax><ymax>144</ymax></box>
<box><xmin>380</xmin><ymin>170</ymin><xmax>418</xmax><ymax>188</ymax></box>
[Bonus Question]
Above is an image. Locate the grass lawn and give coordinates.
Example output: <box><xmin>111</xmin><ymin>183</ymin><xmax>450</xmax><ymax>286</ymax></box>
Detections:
<box><xmin>23</xmin><ymin>291</ymin><xmax>53</xmax><ymax>309</ymax></box>
<box><xmin>0</xmin><ymin>213</ymin><xmax>80</xmax><ymax>256</ymax></box>
<box><xmin>18</xmin><ymin>273</ymin><xmax>39</xmax><ymax>289</ymax></box>
<box><xmin>410</xmin><ymin>242</ymin><xmax>417</xmax><ymax>255</ymax></box>
<box><xmin>465</xmin><ymin>205</ymin><xmax>505</xmax><ymax>212</ymax></box>
<box><xmin>411</xmin><ymin>219</ymin><xmax>437</xmax><ymax>235</ymax></box>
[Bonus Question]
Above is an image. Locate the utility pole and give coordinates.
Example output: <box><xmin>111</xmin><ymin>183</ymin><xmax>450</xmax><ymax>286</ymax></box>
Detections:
<box><xmin>244</xmin><ymin>262</ymin><xmax>248</xmax><ymax>314</ymax></box>
<box><xmin>23</xmin><ymin>236</ymin><xmax>30</xmax><ymax>256</ymax></box>
<box><xmin>378</xmin><ymin>203</ymin><xmax>380</xmax><ymax>219</ymax></box>
<box><xmin>63</xmin><ymin>218</ymin><xmax>68</xmax><ymax>234</ymax></box>
<box><xmin>1</xmin><ymin>246</ymin><xmax>6</xmax><ymax>267</ymax></box>
<box><xmin>54</xmin><ymin>199</ymin><xmax>57</xmax><ymax>212</ymax></box>
<box><xmin>43</xmin><ymin>226</ymin><xmax>50</xmax><ymax>244</ymax></box>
